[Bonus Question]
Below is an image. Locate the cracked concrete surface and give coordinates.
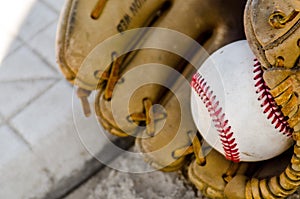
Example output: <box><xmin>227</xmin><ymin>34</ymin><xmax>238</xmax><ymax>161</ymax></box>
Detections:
<box><xmin>65</xmin><ymin>146</ymin><xmax>205</xmax><ymax>199</ymax></box>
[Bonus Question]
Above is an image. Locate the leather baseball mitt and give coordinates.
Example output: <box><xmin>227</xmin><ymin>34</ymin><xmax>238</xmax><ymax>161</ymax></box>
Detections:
<box><xmin>56</xmin><ymin>0</ymin><xmax>300</xmax><ymax>198</ymax></box>
<box><xmin>242</xmin><ymin>0</ymin><xmax>300</xmax><ymax>198</ymax></box>
<box><xmin>186</xmin><ymin>1</ymin><xmax>300</xmax><ymax>198</ymax></box>
<box><xmin>93</xmin><ymin>0</ymin><xmax>246</xmax><ymax>175</ymax></box>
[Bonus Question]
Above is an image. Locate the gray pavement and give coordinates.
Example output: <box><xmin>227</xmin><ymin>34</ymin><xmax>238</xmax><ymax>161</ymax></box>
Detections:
<box><xmin>0</xmin><ymin>0</ymin><xmax>108</xmax><ymax>198</ymax></box>
<box><xmin>64</xmin><ymin>146</ymin><xmax>203</xmax><ymax>199</ymax></box>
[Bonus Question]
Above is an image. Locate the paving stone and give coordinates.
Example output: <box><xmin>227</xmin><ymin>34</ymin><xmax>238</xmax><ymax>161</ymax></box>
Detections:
<box><xmin>0</xmin><ymin>45</ymin><xmax>58</xmax><ymax>82</ymax></box>
<box><xmin>0</xmin><ymin>31</ymin><xmax>22</xmax><ymax>62</ymax></box>
<box><xmin>65</xmin><ymin>146</ymin><xmax>200</xmax><ymax>199</ymax></box>
<box><xmin>28</xmin><ymin>21</ymin><xmax>60</xmax><ymax>71</ymax></box>
<box><xmin>11</xmin><ymin>80</ymin><xmax>77</xmax><ymax>144</ymax></box>
<box><xmin>42</xmin><ymin>0</ymin><xmax>66</xmax><ymax>13</ymax></box>
<box><xmin>64</xmin><ymin>147</ymin><xmax>300</xmax><ymax>199</ymax></box>
<box><xmin>0</xmin><ymin>79</ymin><xmax>56</xmax><ymax>118</ymax></box>
<box><xmin>0</xmin><ymin>126</ymin><xmax>28</xmax><ymax>166</ymax></box>
<box><xmin>17</xmin><ymin>0</ymin><xmax>57</xmax><ymax>41</ymax></box>
<box><xmin>0</xmin><ymin>152</ymin><xmax>52</xmax><ymax>199</ymax></box>
<box><xmin>0</xmin><ymin>0</ymin><xmax>114</xmax><ymax>198</ymax></box>
<box><xmin>11</xmin><ymin>80</ymin><xmax>106</xmax><ymax>183</ymax></box>
<box><xmin>0</xmin><ymin>126</ymin><xmax>52</xmax><ymax>199</ymax></box>
<box><xmin>5</xmin><ymin>38</ymin><xmax>23</xmax><ymax>57</ymax></box>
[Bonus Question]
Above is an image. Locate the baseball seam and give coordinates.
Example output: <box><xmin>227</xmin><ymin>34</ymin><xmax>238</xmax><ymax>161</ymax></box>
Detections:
<box><xmin>253</xmin><ymin>59</ymin><xmax>293</xmax><ymax>137</ymax></box>
<box><xmin>191</xmin><ymin>73</ymin><xmax>240</xmax><ymax>162</ymax></box>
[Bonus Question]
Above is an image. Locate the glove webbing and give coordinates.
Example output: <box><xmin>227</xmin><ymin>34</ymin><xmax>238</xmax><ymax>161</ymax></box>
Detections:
<box><xmin>245</xmin><ymin>134</ymin><xmax>300</xmax><ymax>198</ymax></box>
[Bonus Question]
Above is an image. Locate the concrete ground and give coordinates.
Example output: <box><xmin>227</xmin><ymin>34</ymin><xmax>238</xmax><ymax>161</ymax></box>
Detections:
<box><xmin>64</xmin><ymin>146</ymin><xmax>300</xmax><ymax>199</ymax></box>
<box><xmin>0</xmin><ymin>0</ymin><xmax>111</xmax><ymax>198</ymax></box>
<box><xmin>64</xmin><ymin>146</ymin><xmax>202</xmax><ymax>199</ymax></box>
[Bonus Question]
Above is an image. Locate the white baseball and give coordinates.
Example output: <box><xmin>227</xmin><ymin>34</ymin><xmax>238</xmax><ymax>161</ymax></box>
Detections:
<box><xmin>190</xmin><ymin>40</ymin><xmax>294</xmax><ymax>162</ymax></box>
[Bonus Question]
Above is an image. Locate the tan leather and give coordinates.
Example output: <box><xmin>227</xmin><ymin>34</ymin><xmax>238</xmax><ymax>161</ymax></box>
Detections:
<box><xmin>188</xmin><ymin>150</ymin><xmax>249</xmax><ymax>199</ymax></box>
<box><xmin>188</xmin><ymin>148</ymin><xmax>296</xmax><ymax>199</ymax></box>
<box><xmin>224</xmin><ymin>149</ymin><xmax>293</xmax><ymax>199</ymax></box>
<box><xmin>135</xmin><ymin>62</ymin><xmax>197</xmax><ymax>171</ymax></box>
<box><xmin>245</xmin><ymin>0</ymin><xmax>300</xmax><ymax>134</ymax></box>
<box><xmin>56</xmin><ymin>0</ymin><xmax>169</xmax><ymax>88</ymax></box>
<box><xmin>55</xmin><ymin>0</ymin><xmax>300</xmax><ymax>198</ymax></box>
<box><xmin>224</xmin><ymin>175</ymin><xmax>248</xmax><ymax>199</ymax></box>
<box><xmin>95</xmin><ymin>0</ymin><xmax>247</xmax><ymax>137</ymax></box>
<box><xmin>244</xmin><ymin>0</ymin><xmax>300</xmax><ymax>69</ymax></box>
<box><xmin>134</xmin><ymin>22</ymin><xmax>246</xmax><ymax>171</ymax></box>
<box><xmin>241</xmin><ymin>1</ymin><xmax>300</xmax><ymax>198</ymax></box>
<box><xmin>187</xmin><ymin>1</ymin><xmax>300</xmax><ymax>197</ymax></box>
<box><xmin>263</xmin><ymin>69</ymin><xmax>300</xmax><ymax>132</ymax></box>
<box><xmin>96</xmin><ymin>50</ymin><xmax>185</xmax><ymax>137</ymax></box>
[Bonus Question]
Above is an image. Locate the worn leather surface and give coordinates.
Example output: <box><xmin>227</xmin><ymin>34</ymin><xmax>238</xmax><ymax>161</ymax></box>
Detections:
<box><xmin>135</xmin><ymin>62</ymin><xmax>197</xmax><ymax>172</ymax></box>
<box><xmin>55</xmin><ymin>0</ymin><xmax>300</xmax><ymax>198</ymax></box>
<box><xmin>95</xmin><ymin>0</ymin><xmax>246</xmax><ymax>137</ymax></box>
<box><xmin>244</xmin><ymin>0</ymin><xmax>300</xmax><ymax>69</ymax></box>
<box><xmin>243</xmin><ymin>0</ymin><xmax>300</xmax><ymax>198</ymax></box>
<box><xmin>188</xmin><ymin>150</ymin><xmax>250</xmax><ymax>199</ymax></box>
<box><xmin>56</xmin><ymin>0</ymin><xmax>169</xmax><ymax>88</ymax></box>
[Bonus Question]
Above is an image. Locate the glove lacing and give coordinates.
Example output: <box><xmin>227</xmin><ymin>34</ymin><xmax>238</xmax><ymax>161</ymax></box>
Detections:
<box><xmin>91</xmin><ymin>0</ymin><xmax>108</xmax><ymax>19</ymax></box>
<box><xmin>245</xmin><ymin>134</ymin><xmax>300</xmax><ymax>198</ymax></box>
<box><xmin>77</xmin><ymin>52</ymin><xmax>121</xmax><ymax>117</ymax></box>
<box><xmin>172</xmin><ymin>131</ymin><xmax>206</xmax><ymax>166</ymax></box>
<box><xmin>128</xmin><ymin>98</ymin><xmax>167</xmax><ymax>137</ymax></box>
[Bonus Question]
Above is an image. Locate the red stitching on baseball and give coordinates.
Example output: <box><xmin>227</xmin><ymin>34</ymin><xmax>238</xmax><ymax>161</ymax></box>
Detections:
<box><xmin>191</xmin><ymin>73</ymin><xmax>240</xmax><ymax>162</ymax></box>
<box><xmin>253</xmin><ymin>59</ymin><xmax>293</xmax><ymax>137</ymax></box>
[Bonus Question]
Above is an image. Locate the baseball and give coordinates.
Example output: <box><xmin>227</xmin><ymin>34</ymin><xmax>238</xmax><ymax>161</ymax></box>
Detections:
<box><xmin>190</xmin><ymin>40</ymin><xmax>294</xmax><ymax>162</ymax></box>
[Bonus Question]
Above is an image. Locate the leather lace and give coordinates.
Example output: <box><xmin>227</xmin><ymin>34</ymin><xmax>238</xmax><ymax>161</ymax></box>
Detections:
<box><xmin>128</xmin><ymin>98</ymin><xmax>167</xmax><ymax>136</ymax></box>
<box><xmin>172</xmin><ymin>131</ymin><xmax>206</xmax><ymax>166</ymax></box>
<box><xmin>77</xmin><ymin>88</ymin><xmax>92</xmax><ymax>117</ymax></box>
<box><xmin>97</xmin><ymin>52</ymin><xmax>121</xmax><ymax>100</ymax></box>
<box><xmin>91</xmin><ymin>0</ymin><xmax>108</xmax><ymax>19</ymax></box>
<box><xmin>78</xmin><ymin>52</ymin><xmax>121</xmax><ymax>117</ymax></box>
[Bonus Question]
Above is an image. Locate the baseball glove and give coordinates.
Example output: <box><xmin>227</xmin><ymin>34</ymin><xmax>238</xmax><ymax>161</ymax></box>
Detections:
<box><xmin>56</xmin><ymin>0</ymin><xmax>300</xmax><ymax>198</ymax></box>
<box><xmin>242</xmin><ymin>0</ymin><xmax>300</xmax><ymax>198</ymax></box>
<box><xmin>93</xmin><ymin>0</ymin><xmax>247</xmax><ymax>176</ymax></box>
<box><xmin>56</xmin><ymin>0</ymin><xmax>172</xmax><ymax>116</ymax></box>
